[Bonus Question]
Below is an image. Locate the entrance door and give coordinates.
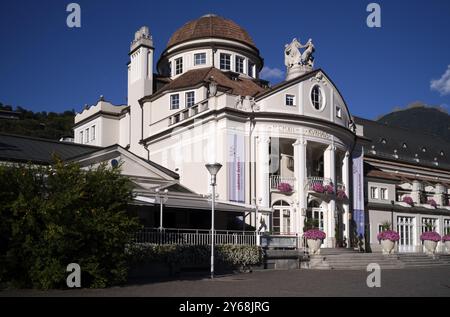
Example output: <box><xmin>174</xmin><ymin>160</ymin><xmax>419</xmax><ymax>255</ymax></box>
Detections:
<box><xmin>397</xmin><ymin>216</ymin><xmax>415</xmax><ymax>253</ymax></box>
<box><xmin>306</xmin><ymin>208</ymin><xmax>324</xmax><ymax>231</ymax></box>
<box><xmin>272</xmin><ymin>200</ymin><xmax>291</xmax><ymax>234</ymax></box>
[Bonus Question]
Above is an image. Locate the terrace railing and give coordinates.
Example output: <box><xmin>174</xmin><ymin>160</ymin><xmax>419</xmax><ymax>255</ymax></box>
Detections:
<box><xmin>134</xmin><ymin>228</ymin><xmax>261</xmax><ymax>246</ymax></box>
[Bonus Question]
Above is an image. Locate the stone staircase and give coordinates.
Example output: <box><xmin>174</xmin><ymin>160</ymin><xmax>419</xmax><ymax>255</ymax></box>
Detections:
<box><xmin>308</xmin><ymin>248</ymin><xmax>450</xmax><ymax>270</ymax></box>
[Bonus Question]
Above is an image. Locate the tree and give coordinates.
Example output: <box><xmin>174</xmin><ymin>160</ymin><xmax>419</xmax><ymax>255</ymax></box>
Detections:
<box><xmin>0</xmin><ymin>159</ymin><xmax>140</xmax><ymax>289</ymax></box>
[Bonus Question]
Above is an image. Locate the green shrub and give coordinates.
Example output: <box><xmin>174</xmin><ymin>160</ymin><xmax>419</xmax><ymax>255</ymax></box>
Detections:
<box><xmin>127</xmin><ymin>244</ymin><xmax>261</xmax><ymax>269</ymax></box>
<box><xmin>0</xmin><ymin>159</ymin><xmax>140</xmax><ymax>289</ymax></box>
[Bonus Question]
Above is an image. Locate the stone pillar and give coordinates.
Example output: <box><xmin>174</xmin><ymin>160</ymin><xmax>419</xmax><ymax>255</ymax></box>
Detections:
<box><xmin>342</xmin><ymin>151</ymin><xmax>350</xmax><ymax>248</ymax></box>
<box><xmin>256</xmin><ymin>136</ymin><xmax>270</xmax><ymax>208</ymax></box>
<box><xmin>324</xmin><ymin>144</ymin><xmax>336</xmax><ymax>248</ymax></box>
<box><xmin>434</xmin><ymin>184</ymin><xmax>446</xmax><ymax>207</ymax></box>
<box><xmin>411</xmin><ymin>180</ymin><xmax>423</xmax><ymax>204</ymax></box>
<box><xmin>293</xmin><ymin>138</ymin><xmax>307</xmax><ymax>234</ymax></box>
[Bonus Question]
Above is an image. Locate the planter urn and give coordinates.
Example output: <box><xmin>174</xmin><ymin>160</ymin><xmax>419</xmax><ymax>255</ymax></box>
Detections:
<box><xmin>307</xmin><ymin>239</ymin><xmax>322</xmax><ymax>255</ymax></box>
<box><xmin>380</xmin><ymin>239</ymin><xmax>395</xmax><ymax>254</ymax></box>
<box><xmin>423</xmin><ymin>240</ymin><xmax>438</xmax><ymax>254</ymax></box>
<box><xmin>445</xmin><ymin>241</ymin><xmax>450</xmax><ymax>254</ymax></box>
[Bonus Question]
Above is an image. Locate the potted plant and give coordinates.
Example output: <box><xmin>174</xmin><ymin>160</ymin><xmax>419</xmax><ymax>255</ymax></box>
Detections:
<box><xmin>402</xmin><ymin>196</ymin><xmax>414</xmax><ymax>206</ymax></box>
<box><xmin>420</xmin><ymin>231</ymin><xmax>441</xmax><ymax>254</ymax></box>
<box><xmin>303</xmin><ymin>229</ymin><xmax>326</xmax><ymax>255</ymax></box>
<box><xmin>277</xmin><ymin>182</ymin><xmax>292</xmax><ymax>193</ymax></box>
<box><xmin>442</xmin><ymin>235</ymin><xmax>450</xmax><ymax>253</ymax></box>
<box><xmin>377</xmin><ymin>229</ymin><xmax>400</xmax><ymax>254</ymax></box>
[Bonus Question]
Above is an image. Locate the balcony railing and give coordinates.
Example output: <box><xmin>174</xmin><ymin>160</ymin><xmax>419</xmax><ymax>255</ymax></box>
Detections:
<box><xmin>168</xmin><ymin>100</ymin><xmax>209</xmax><ymax>126</ymax></box>
<box><xmin>134</xmin><ymin>228</ymin><xmax>261</xmax><ymax>246</ymax></box>
<box><xmin>307</xmin><ymin>176</ymin><xmax>332</xmax><ymax>191</ymax></box>
<box><xmin>306</xmin><ymin>177</ymin><xmax>346</xmax><ymax>193</ymax></box>
<box><xmin>270</xmin><ymin>175</ymin><xmax>296</xmax><ymax>191</ymax></box>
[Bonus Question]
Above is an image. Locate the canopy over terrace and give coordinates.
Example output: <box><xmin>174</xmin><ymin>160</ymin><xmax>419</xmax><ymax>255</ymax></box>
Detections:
<box><xmin>132</xmin><ymin>188</ymin><xmax>271</xmax><ymax>231</ymax></box>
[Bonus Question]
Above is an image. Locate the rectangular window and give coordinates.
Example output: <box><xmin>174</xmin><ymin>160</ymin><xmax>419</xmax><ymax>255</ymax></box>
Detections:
<box><xmin>220</xmin><ymin>53</ymin><xmax>231</xmax><ymax>70</ymax></box>
<box><xmin>422</xmin><ymin>218</ymin><xmax>437</xmax><ymax>233</ymax></box>
<box><xmin>378</xmin><ymin>224</ymin><xmax>384</xmax><ymax>233</ymax></box>
<box><xmin>235</xmin><ymin>55</ymin><xmax>245</xmax><ymax>73</ymax></box>
<box><xmin>194</xmin><ymin>53</ymin><xmax>206</xmax><ymax>65</ymax></box>
<box><xmin>91</xmin><ymin>125</ymin><xmax>96</xmax><ymax>141</ymax></box>
<box><xmin>175</xmin><ymin>57</ymin><xmax>183</xmax><ymax>75</ymax></box>
<box><xmin>79</xmin><ymin>131</ymin><xmax>84</xmax><ymax>144</ymax></box>
<box><xmin>370</xmin><ymin>186</ymin><xmax>379</xmax><ymax>199</ymax></box>
<box><xmin>186</xmin><ymin>91</ymin><xmax>195</xmax><ymax>107</ymax></box>
<box><xmin>248</xmin><ymin>61</ymin><xmax>255</xmax><ymax>78</ymax></box>
<box><xmin>170</xmin><ymin>94</ymin><xmax>179</xmax><ymax>110</ymax></box>
<box><xmin>380</xmin><ymin>188</ymin><xmax>388</xmax><ymax>200</ymax></box>
<box><xmin>444</xmin><ymin>219</ymin><xmax>450</xmax><ymax>235</ymax></box>
<box><xmin>85</xmin><ymin>128</ymin><xmax>89</xmax><ymax>143</ymax></box>
<box><xmin>285</xmin><ymin>94</ymin><xmax>295</xmax><ymax>106</ymax></box>
<box><xmin>272</xmin><ymin>209</ymin><xmax>280</xmax><ymax>234</ymax></box>
<box><xmin>336</xmin><ymin>106</ymin><xmax>342</xmax><ymax>118</ymax></box>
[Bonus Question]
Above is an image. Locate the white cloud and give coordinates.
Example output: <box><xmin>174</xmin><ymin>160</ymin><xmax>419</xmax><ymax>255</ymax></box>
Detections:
<box><xmin>430</xmin><ymin>65</ymin><xmax>450</xmax><ymax>96</ymax></box>
<box><xmin>260</xmin><ymin>66</ymin><xmax>284</xmax><ymax>80</ymax></box>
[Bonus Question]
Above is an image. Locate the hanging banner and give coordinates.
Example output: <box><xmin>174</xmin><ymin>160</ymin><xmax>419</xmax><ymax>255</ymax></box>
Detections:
<box><xmin>352</xmin><ymin>146</ymin><xmax>365</xmax><ymax>237</ymax></box>
<box><xmin>228</xmin><ymin>133</ymin><xmax>245</xmax><ymax>203</ymax></box>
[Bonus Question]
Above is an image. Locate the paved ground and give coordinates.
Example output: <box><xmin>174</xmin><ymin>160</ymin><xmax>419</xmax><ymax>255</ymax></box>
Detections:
<box><xmin>1</xmin><ymin>267</ymin><xmax>450</xmax><ymax>297</ymax></box>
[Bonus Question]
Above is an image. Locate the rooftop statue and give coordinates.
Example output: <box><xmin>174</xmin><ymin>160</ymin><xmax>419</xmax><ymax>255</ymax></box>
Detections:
<box><xmin>284</xmin><ymin>38</ymin><xmax>315</xmax><ymax>80</ymax></box>
<box><xmin>284</xmin><ymin>38</ymin><xmax>315</xmax><ymax>68</ymax></box>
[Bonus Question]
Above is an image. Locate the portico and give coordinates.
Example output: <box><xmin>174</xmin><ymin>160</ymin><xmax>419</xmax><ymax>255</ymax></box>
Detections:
<box><xmin>255</xmin><ymin>125</ymin><xmax>352</xmax><ymax>248</ymax></box>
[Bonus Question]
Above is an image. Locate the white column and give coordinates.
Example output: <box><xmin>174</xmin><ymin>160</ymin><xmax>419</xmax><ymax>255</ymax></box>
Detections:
<box><xmin>257</xmin><ymin>136</ymin><xmax>270</xmax><ymax>208</ymax></box>
<box><xmin>293</xmin><ymin>138</ymin><xmax>307</xmax><ymax>234</ymax></box>
<box><xmin>324</xmin><ymin>144</ymin><xmax>336</xmax><ymax>248</ymax></box>
<box><xmin>342</xmin><ymin>151</ymin><xmax>350</xmax><ymax>248</ymax></box>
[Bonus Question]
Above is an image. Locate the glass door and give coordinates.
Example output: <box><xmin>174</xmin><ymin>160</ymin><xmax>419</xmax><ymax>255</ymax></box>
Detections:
<box><xmin>397</xmin><ymin>216</ymin><xmax>415</xmax><ymax>253</ymax></box>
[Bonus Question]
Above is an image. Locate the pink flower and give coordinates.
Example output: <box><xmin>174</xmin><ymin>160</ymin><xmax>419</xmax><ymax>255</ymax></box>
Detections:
<box><xmin>277</xmin><ymin>182</ymin><xmax>292</xmax><ymax>193</ymax></box>
<box><xmin>427</xmin><ymin>199</ymin><xmax>437</xmax><ymax>208</ymax></box>
<box><xmin>442</xmin><ymin>235</ymin><xmax>450</xmax><ymax>242</ymax></box>
<box><xmin>303</xmin><ymin>229</ymin><xmax>326</xmax><ymax>240</ymax></box>
<box><xmin>377</xmin><ymin>230</ymin><xmax>400</xmax><ymax>242</ymax></box>
<box><xmin>324</xmin><ymin>184</ymin><xmax>334</xmax><ymax>195</ymax></box>
<box><xmin>402</xmin><ymin>196</ymin><xmax>414</xmax><ymax>206</ymax></box>
<box><xmin>311</xmin><ymin>183</ymin><xmax>324</xmax><ymax>193</ymax></box>
<box><xmin>337</xmin><ymin>189</ymin><xmax>347</xmax><ymax>200</ymax></box>
<box><xmin>420</xmin><ymin>231</ymin><xmax>441</xmax><ymax>242</ymax></box>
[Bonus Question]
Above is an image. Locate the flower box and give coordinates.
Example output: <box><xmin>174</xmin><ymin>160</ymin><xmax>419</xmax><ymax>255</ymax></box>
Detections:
<box><xmin>402</xmin><ymin>196</ymin><xmax>414</xmax><ymax>206</ymax></box>
<box><xmin>277</xmin><ymin>182</ymin><xmax>293</xmax><ymax>193</ymax></box>
<box><xmin>426</xmin><ymin>199</ymin><xmax>437</xmax><ymax>208</ymax></box>
<box><xmin>311</xmin><ymin>183</ymin><xmax>324</xmax><ymax>193</ymax></box>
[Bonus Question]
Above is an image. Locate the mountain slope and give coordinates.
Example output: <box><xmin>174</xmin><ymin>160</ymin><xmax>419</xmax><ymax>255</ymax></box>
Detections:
<box><xmin>377</xmin><ymin>103</ymin><xmax>450</xmax><ymax>142</ymax></box>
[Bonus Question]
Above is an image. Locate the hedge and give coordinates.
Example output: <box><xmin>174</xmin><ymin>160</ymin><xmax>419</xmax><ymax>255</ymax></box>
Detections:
<box><xmin>127</xmin><ymin>244</ymin><xmax>262</xmax><ymax>269</ymax></box>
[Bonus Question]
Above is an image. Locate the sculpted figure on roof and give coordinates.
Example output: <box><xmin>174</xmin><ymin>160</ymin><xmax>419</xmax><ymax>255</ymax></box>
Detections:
<box><xmin>284</xmin><ymin>38</ymin><xmax>315</xmax><ymax>68</ymax></box>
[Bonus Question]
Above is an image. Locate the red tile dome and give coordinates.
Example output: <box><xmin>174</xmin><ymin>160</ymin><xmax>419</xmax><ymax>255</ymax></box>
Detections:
<box><xmin>167</xmin><ymin>14</ymin><xmax>256</xmax><ymax>49</ymax></box>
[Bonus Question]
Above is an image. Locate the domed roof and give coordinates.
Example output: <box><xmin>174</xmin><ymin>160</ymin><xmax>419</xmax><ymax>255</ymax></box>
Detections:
<box><xmin>167</xmin><ymin>14</ymin><xmax>256</xmax><ymax>49</ymax></box>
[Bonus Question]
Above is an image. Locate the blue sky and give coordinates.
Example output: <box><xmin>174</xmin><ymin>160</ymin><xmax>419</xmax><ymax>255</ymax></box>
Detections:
<box><xmin>0</xmin><ymin>0</ymin><xmax>449</xmax><ymax>120</ymax></box>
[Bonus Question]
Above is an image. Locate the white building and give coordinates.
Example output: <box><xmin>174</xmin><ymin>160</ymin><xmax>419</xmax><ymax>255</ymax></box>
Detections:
<box><xmin>73</xmin><ymin>14</ymin><xmax>450</xmax><ymax>251</ymax></box>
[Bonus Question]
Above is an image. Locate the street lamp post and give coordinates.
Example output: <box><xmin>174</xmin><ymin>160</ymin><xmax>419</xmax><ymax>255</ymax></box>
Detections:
<box><xmin>155</xmin><ymin>188</ymin><xmax>169</xmax><ymax>231</ymax></box>
<box><xmin>205</xmin><ymin>163</ymin><xmax>222</xmax><ymax>279</ymax></box>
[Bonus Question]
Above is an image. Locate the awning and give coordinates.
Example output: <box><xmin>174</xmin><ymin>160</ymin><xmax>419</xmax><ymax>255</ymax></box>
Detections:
<box><xmin>132</xmin><ymin>194</ymin><xmax>256</xmax><ymax>213</ymax></box>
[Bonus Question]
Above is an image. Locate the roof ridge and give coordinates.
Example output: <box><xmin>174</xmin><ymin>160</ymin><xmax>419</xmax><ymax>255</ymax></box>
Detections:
<box><xmin>0</xmin><ymin>132</ymin><xmax>100</xmax><ymax>148</ymax></box>
<box><xmin>355</xmin><ymin>116</ymin><xmax>450</xmax><ymax>145</ymax></box>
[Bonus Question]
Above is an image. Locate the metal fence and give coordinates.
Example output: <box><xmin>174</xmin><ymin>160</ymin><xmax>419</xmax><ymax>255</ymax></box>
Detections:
<box><xmin>134</xmin><ymin>228</ymin><xmax>261</xmax><ymax>246</ymax></box>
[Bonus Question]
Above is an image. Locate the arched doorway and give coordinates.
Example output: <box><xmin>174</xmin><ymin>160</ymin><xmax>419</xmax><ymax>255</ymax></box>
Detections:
<box><xmin>272</xmin><ymin>200</ymin><xmax>291</xmax><ymax>234</ymax></box>
<box><xmin>306</xmin><ymin>200</ymin><xmax>324</xmax><ymax>231</ymax></box>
